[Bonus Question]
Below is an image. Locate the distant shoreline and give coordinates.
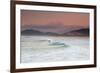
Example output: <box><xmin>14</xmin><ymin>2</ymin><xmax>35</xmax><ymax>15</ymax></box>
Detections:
<box><xmin>21</xmin><ymin>34</ymin><xmax>89</xmax><ymax>37</ymax></box>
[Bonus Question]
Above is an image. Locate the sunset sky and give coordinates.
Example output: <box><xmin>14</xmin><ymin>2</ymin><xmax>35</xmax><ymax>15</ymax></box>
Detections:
<box><xmin>21</xmin><ymin>10</ymin><xmax>89</xmax><ymax>33</ymax></box>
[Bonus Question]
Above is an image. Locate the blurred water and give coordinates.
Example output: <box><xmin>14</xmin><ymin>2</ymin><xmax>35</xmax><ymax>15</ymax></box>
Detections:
<box><xmin>20</xmin><ymin>35</ymin><xmax>90</xmax><ymax>63</ymax></box>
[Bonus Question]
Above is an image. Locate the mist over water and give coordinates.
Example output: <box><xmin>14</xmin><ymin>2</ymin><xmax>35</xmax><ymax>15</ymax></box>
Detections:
<box><xmin>20</xmin><ymin>35</ymin><xmax>90</xmax><ymax>63</ymax></box>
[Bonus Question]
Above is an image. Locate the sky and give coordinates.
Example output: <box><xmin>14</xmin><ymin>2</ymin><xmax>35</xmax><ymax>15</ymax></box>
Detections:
<box><xmin>21</xmin><ymin>10</ymin><xmax>89</xmax><ymax>33</ymax></box>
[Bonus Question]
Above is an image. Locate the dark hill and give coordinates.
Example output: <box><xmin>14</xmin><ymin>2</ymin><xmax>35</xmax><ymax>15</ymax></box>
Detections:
<box><xmin>21</xmin><ymin>29</ymin><xmax>43</xmax><ymax>35</ymax></box>
<box><xmin>21</xmin><ymin>29</ymin><xmax>59</xmax><ymax>36</ymax></box>
<box><xmin>21</xmin><ymin>28</ymin><xmax>89</xmax><ymax>36</ymax></box>
<box><xmin>63</xmin><ymin>28</ymin><xmax>89</xmax><ymax>36</ymax></box>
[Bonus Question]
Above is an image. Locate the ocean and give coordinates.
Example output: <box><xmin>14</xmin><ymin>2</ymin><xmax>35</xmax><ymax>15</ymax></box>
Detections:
<box><xmin>20</xmin><ymin>35</ymin><xmax>90</xmax><ymax>63</ymax></box>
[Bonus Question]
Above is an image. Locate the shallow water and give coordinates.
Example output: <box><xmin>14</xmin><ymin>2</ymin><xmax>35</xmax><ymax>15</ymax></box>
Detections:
<box><xmin>20</xmin><ymin>35</ymin><xmax>90</xmax><ymax>63</ymax></box>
